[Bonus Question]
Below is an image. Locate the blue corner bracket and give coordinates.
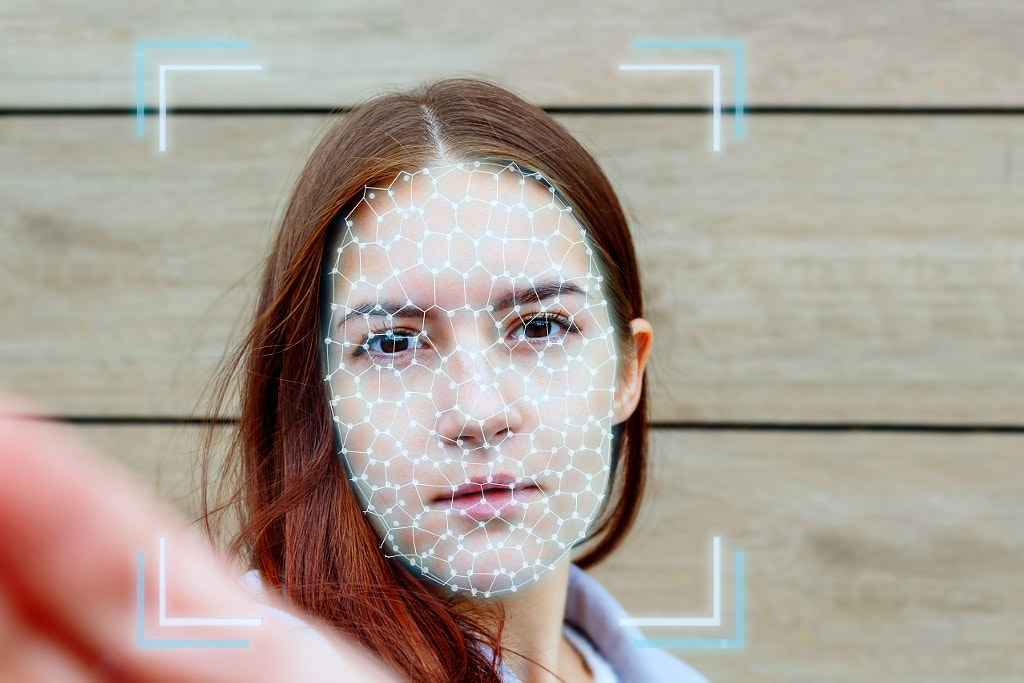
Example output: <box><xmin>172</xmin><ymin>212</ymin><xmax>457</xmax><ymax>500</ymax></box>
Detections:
<box><xmin>135</xmin><ymin>41</ymin><xmax>249</xmax><ymax>136</ymax></box>
<box><xmin>135</xmin><ymin>551</ymin><xmax>249</xmax><ymax>649</ymax></box>
<box><xmin>633</xmin><ymin>550</ymin><xmax>745</xmax><ymax>649</ymax></box>
<box><xmin>634</xmin><ymin>41</ymin><xmax>745</xmax><ymax>138</ymax></box>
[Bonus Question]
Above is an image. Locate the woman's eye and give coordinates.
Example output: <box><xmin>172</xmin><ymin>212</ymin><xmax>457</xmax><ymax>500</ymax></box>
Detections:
<box><xmin>513</xmin><ymin>314</ymin><xmax>577</xmax><ymax>343</ymax></box>
<box><xmin>362</xmin><ymin>330</ymin><xmax>422</xmax><ymax>356</ymax></box>
<box><xmin>524</xmin><ymin>318</ymin><xmax>557</xmax><ymax>338</ymax></box>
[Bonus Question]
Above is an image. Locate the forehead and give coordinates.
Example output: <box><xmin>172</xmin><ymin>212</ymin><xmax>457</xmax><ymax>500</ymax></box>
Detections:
<box><xmin>333</xmin><ymin>163</ymin><xmax>595</xmax><ymax>293</ymax></box>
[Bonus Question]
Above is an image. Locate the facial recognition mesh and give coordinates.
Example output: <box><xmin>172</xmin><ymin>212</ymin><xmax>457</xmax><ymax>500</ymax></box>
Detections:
<box><xmin>323</xmin><ymin>161</ymin><xmax>620</xmax><ymax>597</ymax></box>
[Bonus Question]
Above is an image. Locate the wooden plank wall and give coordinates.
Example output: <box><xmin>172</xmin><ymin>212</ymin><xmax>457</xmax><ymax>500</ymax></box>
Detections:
<box><xmin>3</xmin><ymin>2</ymin><xmax>1022</xmax><ymax>680</ymax></box>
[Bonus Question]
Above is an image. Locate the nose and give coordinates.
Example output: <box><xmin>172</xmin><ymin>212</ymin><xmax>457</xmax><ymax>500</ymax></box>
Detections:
<box><xmin>434</xmin><ymin>344</ymin><xmax>524</xmax><ymax>452</ymax></box>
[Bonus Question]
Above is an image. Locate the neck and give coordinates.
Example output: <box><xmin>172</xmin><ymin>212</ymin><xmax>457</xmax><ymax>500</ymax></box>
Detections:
<box><xmin>488</xmin><ymin>557</ymin><xmax>591</xmax><ymax>683</ymax></box>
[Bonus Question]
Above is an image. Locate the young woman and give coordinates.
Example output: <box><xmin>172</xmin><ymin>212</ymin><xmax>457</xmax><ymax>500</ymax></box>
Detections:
<box><xmin>199</xmin><ymin>78</ymin><xmax>709</xmax><ymax>682</ymax></box>
<box><xmin>0</xmin><ymin>77</ymin><xmax>708</xmax><ymax>682</ymax></box>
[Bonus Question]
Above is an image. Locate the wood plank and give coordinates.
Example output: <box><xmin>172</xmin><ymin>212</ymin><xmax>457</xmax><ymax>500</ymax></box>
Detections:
<box><xmin>2</xmin><ymin>115</ymin><xmax>1022</xmax><ymax>423</ymax></box>
<box><xmin>74</xmin><ymin>422</ymin><xmax>213</xmax><ymax>522</ymax></box>
<box><xmin>1</xmin><ymin>0</ymin><xmax>1023</xmax><ymax>107</ymax></box>
<box><xmin>73</xmin><ymin>424</ymin><xmax>1024</xmax><ymax>681</ymax></box>
<box><xmin>588</xmin><ymin>429</ymin><xmax>1024</xmax><ymax>682</ymax></box>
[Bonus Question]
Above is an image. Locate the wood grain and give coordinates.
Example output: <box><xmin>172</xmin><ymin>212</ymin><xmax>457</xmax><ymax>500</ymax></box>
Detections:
<box><xmin>1</xmin><ymin>0</ymin><xmax>1021</xmax><ymax>107</ymax></box>
<box><xmin>72</xmin><ymin>423</ymin><xmax>1024</xmax><ymax>682</ymax></box>
<box><xmin>591</xmin><ymin>429</ymin><xmax>1024</xmax><ymax>683</ymax></box>
<box><xmin>2</xmin><ymin>115</ymin><xmax>1021</xmax><ymax>423</ymax></box>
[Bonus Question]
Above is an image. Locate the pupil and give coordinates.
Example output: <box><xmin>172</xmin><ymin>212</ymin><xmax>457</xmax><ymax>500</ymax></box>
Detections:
<box><xmin>380</xmin><ymin>334</ymin><xmax>409</xmax><ymax>354</ymax></box>
<box><xmin>525</xmin><ymin>320</ymin><xmax>551</xmax><ymax>338</ymax></box>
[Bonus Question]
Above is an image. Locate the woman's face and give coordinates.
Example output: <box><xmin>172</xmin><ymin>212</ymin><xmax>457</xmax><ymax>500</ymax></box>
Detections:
<box><xmin>324</xmin><ymin>162</ymin><xmax>621</xmax><ymax>596</ymax></box>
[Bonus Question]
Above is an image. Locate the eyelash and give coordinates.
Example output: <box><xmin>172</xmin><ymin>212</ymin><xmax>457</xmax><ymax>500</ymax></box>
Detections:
<box><xmin>352</xmin><ymin>313</ymin><xmax>580</xmax><ymax>360</ymax></box>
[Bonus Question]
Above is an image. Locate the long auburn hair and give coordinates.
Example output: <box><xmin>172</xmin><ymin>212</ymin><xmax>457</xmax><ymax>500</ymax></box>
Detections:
<box><xmin>199</xmin><ymin>77</ymin><xmax>648</xmax><ymax>682</ymax></box>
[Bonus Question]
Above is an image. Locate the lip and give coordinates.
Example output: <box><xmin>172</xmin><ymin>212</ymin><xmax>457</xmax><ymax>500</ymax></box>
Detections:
<box><xmin>434</xmin><ymin>474</ymin><xmax>542</xmax><ymax>521</ymax></box>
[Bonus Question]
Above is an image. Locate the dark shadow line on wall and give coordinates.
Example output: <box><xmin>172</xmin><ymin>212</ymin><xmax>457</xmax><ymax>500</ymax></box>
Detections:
<box><xmin>26</xmin><ymin>415</ymin><xmax>1024</xmax><ymax>433</ymax></box>
<box><xmin>2</xmin><ymin>106</ymin><xmax>1024</xmax><ymax>117</ymax></box>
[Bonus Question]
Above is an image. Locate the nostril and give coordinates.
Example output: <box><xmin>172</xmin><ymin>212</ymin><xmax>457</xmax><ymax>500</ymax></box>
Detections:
<box><xmin>447</xmin><ymin>428</ymin><xmax>511</xmax><ymax>450</ymax></box>
<box><xmin>486</xmin><ymin>428</ymin><xmax>512</xmax><ymax>445</ymax></box>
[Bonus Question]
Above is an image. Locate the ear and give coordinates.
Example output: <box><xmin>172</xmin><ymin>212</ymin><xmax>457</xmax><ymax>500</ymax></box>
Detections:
<box><xmin>612</xmin><ymin>318</ymin><xmax>654</xmax><ymax>425</ymax></box>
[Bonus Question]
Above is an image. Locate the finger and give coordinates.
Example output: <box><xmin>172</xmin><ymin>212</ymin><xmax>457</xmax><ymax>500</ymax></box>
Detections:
<box><xmin>0</xmin><ymin>395</ymin><xmax>181</xmax><ymax>663</ymax></box>
<box><xmin>0</xmin><ymin>563</ymin><xmax>107</xmax><ymax>683</ymax></box>
<box><xmin>0</xmin><ymin>393</ymin><xmax>400</xmax><ymax>681</ymax></box>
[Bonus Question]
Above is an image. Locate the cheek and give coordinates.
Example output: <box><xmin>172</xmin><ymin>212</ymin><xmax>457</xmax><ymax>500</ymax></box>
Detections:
<box><xmin>330</xmin><ymin>390</ymin><xmax>430</xmax><ymax>511</ymax></box>
<box><xmin>541</xmin><ymin>341</ymin><xmax>618</xmax><ymax>495</ymax></box>
<box><xmin>529</xmin><ymin>337</ymin><xmax>617</xmax><ymax>425</ymax></box>
<box><xmin>330</xmin><ymin>363</ymin><xmax>438</xmax><ymax>435</ymax></box>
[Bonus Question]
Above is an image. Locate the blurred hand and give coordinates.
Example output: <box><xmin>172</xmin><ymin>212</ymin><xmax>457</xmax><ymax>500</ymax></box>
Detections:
<box><xmin>0</xmin><ymin>393</ymin><xmax>402</xmax><ymax>682</ymax></box>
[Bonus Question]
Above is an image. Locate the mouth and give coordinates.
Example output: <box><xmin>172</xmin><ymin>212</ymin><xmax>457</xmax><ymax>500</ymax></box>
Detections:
<box><xmin>434</xmin><ymin>475</ymin><xmax>542</xmax><ymax>520</ymax></box>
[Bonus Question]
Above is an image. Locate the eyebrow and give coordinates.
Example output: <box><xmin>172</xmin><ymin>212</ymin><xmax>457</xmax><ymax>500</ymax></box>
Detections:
<box><xmin>337</xmin><ymin>279</ymin><xmax>589</xmax><ymax>328</ymax></box>
<box><xmin>490</xmin><ymin>280</ymin><xmax>588</xmax><ymax>313</ymax></box>
<box><xmin>338</xmin><ymin>300</ymin><xmax>424</xmax><ymax>327</ymax></box>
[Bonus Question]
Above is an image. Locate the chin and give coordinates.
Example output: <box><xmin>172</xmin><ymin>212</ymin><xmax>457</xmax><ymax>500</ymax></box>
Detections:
<box><xmin>399</xmin><ymin>539</ymin><xmax>574</xmax><ymax>597</ymax></box>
